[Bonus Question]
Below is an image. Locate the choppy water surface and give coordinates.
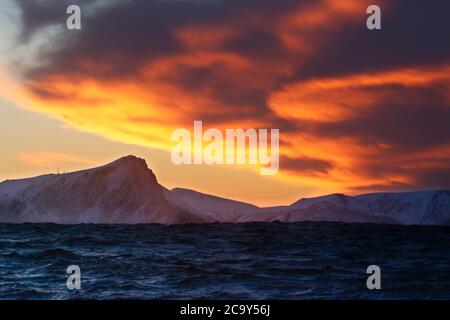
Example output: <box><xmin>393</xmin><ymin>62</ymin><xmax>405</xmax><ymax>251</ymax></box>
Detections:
<box><xmin>0</xmin><ymin>222</ymin><xmax>449</xmax><ymax>299</ymax></box>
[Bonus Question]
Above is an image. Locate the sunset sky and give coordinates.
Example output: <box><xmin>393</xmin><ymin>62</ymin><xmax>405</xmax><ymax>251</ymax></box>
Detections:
<box><xmin>0</xmin><ymin>0</ymin><xmax>449</xmax><ymax>206</ymax></box>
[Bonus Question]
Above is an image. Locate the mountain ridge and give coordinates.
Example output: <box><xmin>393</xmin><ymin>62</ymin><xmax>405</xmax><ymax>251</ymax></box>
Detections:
<box><xmin>0</xmin><ymin>155</ymin><xmax>449</xmax><ymax>225</ymax></box>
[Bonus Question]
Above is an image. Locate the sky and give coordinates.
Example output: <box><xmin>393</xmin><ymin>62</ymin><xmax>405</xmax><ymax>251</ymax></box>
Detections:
<box><xmin>0</xmin><ymin>0</ymin><xmax>449</xmax><ymax>206</ymax></box>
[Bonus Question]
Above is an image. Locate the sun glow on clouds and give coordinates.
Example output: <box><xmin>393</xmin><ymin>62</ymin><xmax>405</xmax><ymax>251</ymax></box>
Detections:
<box><xmin>270</xmin><ymin>64</ymin><xmax>450</xmax><ymax>122</ymax></box>
<box><xmin>2</xmin><ymin>0</ymin><xmax>450</xmax><ymax>199</ymax></box>
<box><xmin>272</xmin><ymin>63</ymin><xmax>450</xmax><ymax>192</ymax></box>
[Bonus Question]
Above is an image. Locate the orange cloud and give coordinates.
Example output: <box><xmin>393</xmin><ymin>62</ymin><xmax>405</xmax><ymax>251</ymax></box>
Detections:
<box><xmin>277</xmin><ymin>0</ymin><xmax>367</xmax><ymax>53</ymax></box>
<box><xmin>269</xmin><ymin>64</ymin><xmax>450</xmax><ymax>122</ymax></box>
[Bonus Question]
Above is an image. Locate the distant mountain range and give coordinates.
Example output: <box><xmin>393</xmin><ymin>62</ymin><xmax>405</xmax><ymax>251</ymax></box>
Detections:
<box><xmin>0</xmin><ymin>155</ymin><xmax>449</xmax><ymax>225</ymax></box>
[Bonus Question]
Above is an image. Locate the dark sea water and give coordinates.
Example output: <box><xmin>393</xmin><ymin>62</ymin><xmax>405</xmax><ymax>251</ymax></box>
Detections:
<box><xmin>0</xmin><ymin>222</ymin><xmax>449</xmax><ymax>300</ymax></box>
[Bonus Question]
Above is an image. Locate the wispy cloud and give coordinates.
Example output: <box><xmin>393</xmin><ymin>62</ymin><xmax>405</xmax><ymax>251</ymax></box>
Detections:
<box><xmin>18</xmin><ymin>152</ymin><xmax>97</xmax><ymax>169</ymax></box>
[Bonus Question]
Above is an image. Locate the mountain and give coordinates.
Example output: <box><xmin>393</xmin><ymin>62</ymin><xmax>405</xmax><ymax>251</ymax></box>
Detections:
<box><xmin>168</xmin><ymin>188</ymin><xmax>450</xmax><ymax>225</ymax></box>
<box><xmin>166</xmin><ymin>189</ymin><xmax>398</xmax><ymax>225</ymax></box>
<box><xmin>0</xmin><ymin>156</ymin><xmax>205</xmax><ymax>224</ymax></box>
<box><xmin>164</xmin><ymin>188</ymin><xmax>261</xmax><ymax>222</ymax></box>
<box><xmin>287</xmin><ymin>191</ymin><xmax>450</xmax><ymax>225</ymax></box>
<box><xmin>0</xmin><ymin>155</ymin><xmax>449</xmax><ymax>225</ymax></box>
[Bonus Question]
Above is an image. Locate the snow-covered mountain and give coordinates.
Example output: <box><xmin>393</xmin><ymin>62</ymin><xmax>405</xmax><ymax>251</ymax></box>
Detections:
<box><xmin>166</xmin><ymin>190</ymin><xmax>398</xmax><ymax>225</ymax></box>
<box><xmin>286</xmin><ymin>191</ymin><xmax>450</xmax><ymax>225</ymax></box>
<box><xmin>0</xmin><ymin>156</ymin><xmax>205</xmax><ymax>224</ymax></box>
<box><xmin>0</xmin><ymin>155</ymin><xmax>449</xmax><ymax>225</ymax></box>
<box><xmin>165</xmin><ymin>189</ymin><xmax>449</xmax><ymax>226</ymax></box>
<box><xmin>164</xmin><ymin>188</ymin><xmax>261</xmax><ymax>222</ymax></box>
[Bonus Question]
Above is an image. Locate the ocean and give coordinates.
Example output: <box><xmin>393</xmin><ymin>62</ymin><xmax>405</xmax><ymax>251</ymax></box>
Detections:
<box><xmin>0</xmin><ymin>222</ymin><xmax>449</xmax><ymax>300</ymax></box>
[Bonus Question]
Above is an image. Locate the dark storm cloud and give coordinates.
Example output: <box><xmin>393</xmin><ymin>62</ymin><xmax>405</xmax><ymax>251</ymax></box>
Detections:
<box><xmin>309</xmin><ymin>97</ymin><xmax>450</xmax><ymax>153</ymax></box>
<box><xmin>280</xmin><ymin>155</ymin><xmax>334</xmax><ymax>176</ymax></box>
<box><xmin>348</xmin><ymin>157</ymin><xmax>450</xmax><ymax>193</ymax></box>
<box><xmin>16</xmin><ymin>0</ymin><xmax>92</xmax><ymax>41</ymax></box>
<box><xmin>16</xmin><ymin>0</ymin><xmax>450</xmax><ymax>89</ymax></box>
<box><xmin>288</xmin><ymin>0</ymin><xmax>450</xmax><ymax>81</ymax></box>
<box><xmin>15</xmin><ymin>0</ymin><xmax>303</xmax><ymax>78</ymax></box>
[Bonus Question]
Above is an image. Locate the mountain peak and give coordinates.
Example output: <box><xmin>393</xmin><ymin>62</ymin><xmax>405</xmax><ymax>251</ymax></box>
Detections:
<box><xmin>99</xmin><ymin>155</ymin><xmax>162</xmax><ymax>190</ymax></box>
<box><xmin>106</xmin><ymin>155</ymin><xmax>148</xmax><ymax>168</ymax></box>
<box><xmin>101</xmin><ymin>155</ymin><xmax>154</xmax><ymax>177</ymax></box>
